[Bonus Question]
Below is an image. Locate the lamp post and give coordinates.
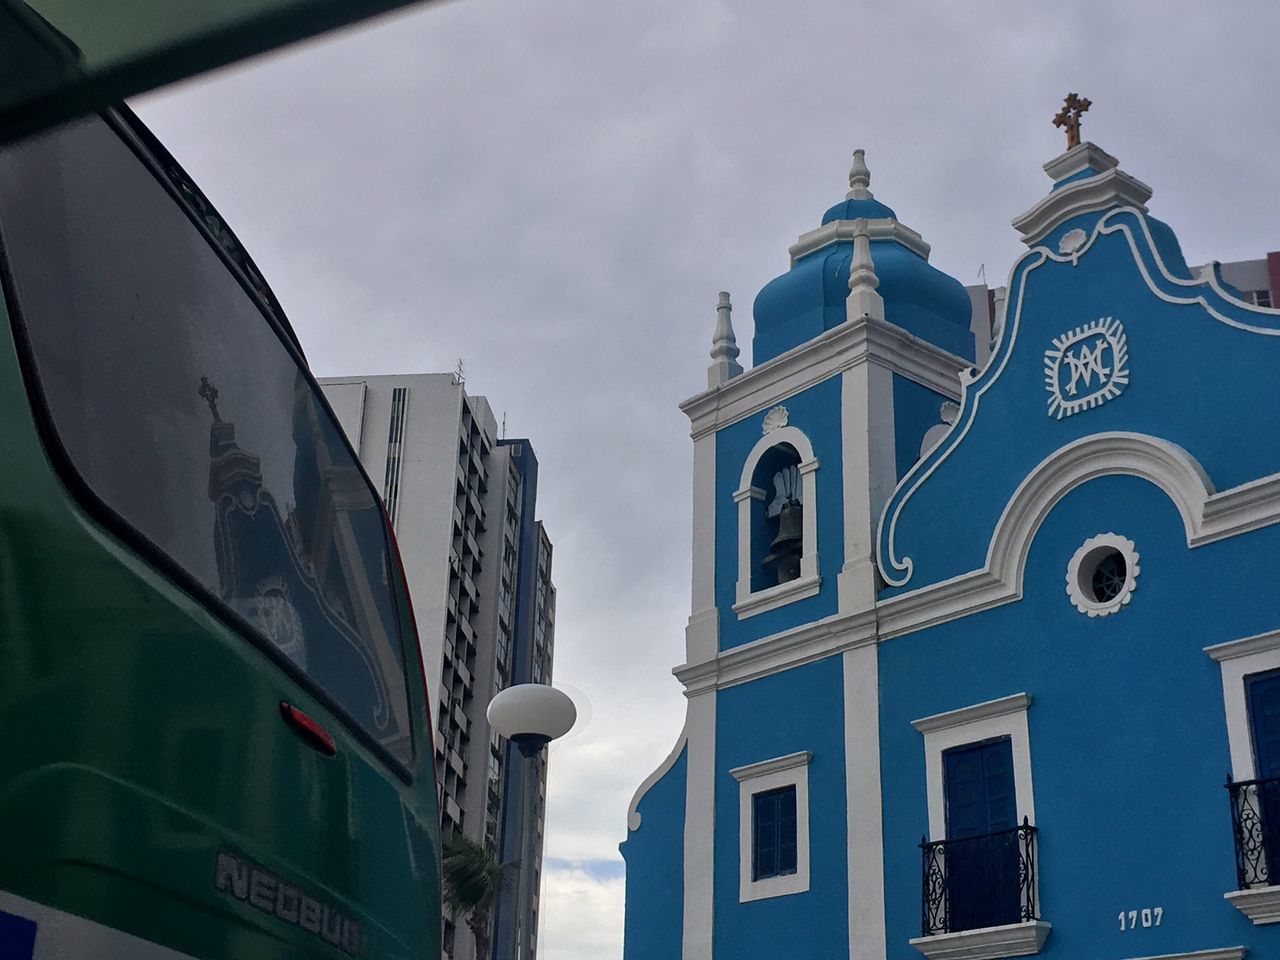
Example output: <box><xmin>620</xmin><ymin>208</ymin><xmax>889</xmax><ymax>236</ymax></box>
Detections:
<box><xmin>487</xmin><ymin>684</ymin><xmax>576</xmax><ymax>960</ymax></box>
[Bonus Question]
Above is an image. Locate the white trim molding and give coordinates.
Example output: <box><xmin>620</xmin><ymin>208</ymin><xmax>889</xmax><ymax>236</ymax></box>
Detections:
<box><xmin>1065</xmin><ymin>533</ymin><xmax>1139</xmax><ymax>617</ymax></box>
<box><xmin>880</xmin><ymin>204</ymin><xmax>1280</xmax><ymax>592</ymax></box>
<box><xmin>735</xmin><ymin>426</ymin><xmax>820</xmax><ymax>616</ymax></box>
<box><xmin>626</xmin><ymin>718</ymin><xmax>689</xmax><ymax>831</ymax></box>
<box><xmin>879</xmin><ymin>431</ymin><xmax>1280</xmax><ymax>640</ymax></box>
<box><xmin>730</xmin><ymin>751</ymin><xmax>812</xmax><ymax>903</ymax></box>
<box><xmin>790</xmin><ymin>217</ymin><xmax>931</xmax><ymax>264</ymax></box>
<box><xmin>1042</xmin><ymin>141</ymin><xmax>1119</xmax><ymax>182</ymax></box>
<box><xmin>675</xmin><ymin>608</ymin><xmax>877</xmax><ymax>695</ymax></box>
<box><xmin>912</xmin><ymin>694</ymin><xmax>1035</xmax><ymax>842</ymax></box>
<box><xmin>909</xmin><ymin>920</ymin><xmax>1051</xmax><ymax>960</ymax></box>
<box><xmin>682</xmin><ymin>690</ymin><xmax>716</xmax><ymax>960</ymax></box>
<box><xmin>1205</xmin><ymin>629</ymin><xmax>1280</xmax><ymax>782</ymax></box>
<box><xmin>845</xmin><ymin>643</ymin><xmax>887</xmax><ymax>960</ymax></box>
<box><xmin>681</xmin><ymin>313</ymin><xmax>967</xmax><ymax>442</ymax></box>
<box><xmin>1115</xmin><ymin>949</ymin><xmax>1246</xmax><ymax>960</ymax></box>
<box><xmin>1224</xmin><ymin>885</ymin><xmax>1280</xmax><ymax>925</ymax></box>
<box><xmin>1011</xmin><ymin>165</ymin><xmax>1152</xmax><ymax>246</ymax></box>
<box><xmin>733</xmin><ymin>573</ymin><xmax>820</xmax><ymax>619</ymax></box>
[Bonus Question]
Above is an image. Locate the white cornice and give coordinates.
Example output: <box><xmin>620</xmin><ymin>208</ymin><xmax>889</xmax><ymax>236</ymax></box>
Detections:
<box><xmin>674</xmin><ymin>608</ymin><xmax>877</xmax><ymax>693</ymax></box>
<box><xmin>1226</xmin><ymin>885</ymin><xmax>1280</xmax><ymax>925</ymax></box>
<box><xmin>1042</xmin><ymin>141</ymin><xmax>1119</xmax><ymax>182</ymax></box>
<box><xmin>789</xmin><ymin>218</ymin><xmax>931</xmax><ymax>265</ymax></box>
<box><xmin>729</xmin><ymin>750</ymin><xmax>812</xmax><ymax>781</ymax></box>
<box><xmin>1205</xmin><ymin>629</ymin><xmax>1280</xmax><ymax>663</ymax></box>
<box><xmin>909</xmin><ymin>920</ymin><xmax>1051</xmax><ymax>960</ymax></box>
<box><xmin>911</xmin><ymin>693</ymin><xmax>1031</xmax><ymax>735</ymax></box>
<box><xmin>1012</xmin><ymin>167</ymin><xmax>1153</xmax><ymax>245</ymax></box>
<box><xmin>680</xmin><ymin>316</ymin><xmax>968</xmax><ymax>440</ymax></box>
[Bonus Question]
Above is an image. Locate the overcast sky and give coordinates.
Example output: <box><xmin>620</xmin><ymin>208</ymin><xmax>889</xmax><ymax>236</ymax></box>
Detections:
<box><xmin>132</xmin><ymin>2</ymin><xmax>1280</xmax><ymax>955</ymax></box>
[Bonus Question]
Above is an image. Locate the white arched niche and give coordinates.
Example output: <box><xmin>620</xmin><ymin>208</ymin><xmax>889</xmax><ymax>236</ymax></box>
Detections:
<box><xmin>732</xmin><ymin>419</ymin><xmax>821</xmax><ymax>619</ymax></box>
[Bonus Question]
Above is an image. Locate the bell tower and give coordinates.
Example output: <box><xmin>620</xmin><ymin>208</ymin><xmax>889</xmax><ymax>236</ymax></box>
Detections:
<box><xmin>681</xmin><ymin>149</ymin><xmax>976</xmax><ymax>663</ymax></box>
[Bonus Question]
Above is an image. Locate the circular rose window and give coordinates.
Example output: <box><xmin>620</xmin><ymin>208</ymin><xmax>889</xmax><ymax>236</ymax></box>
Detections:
<box><xmin>1066</xmin><ymin>533</ymin><xmax>1139</xmax><ymax>617</ymax></box>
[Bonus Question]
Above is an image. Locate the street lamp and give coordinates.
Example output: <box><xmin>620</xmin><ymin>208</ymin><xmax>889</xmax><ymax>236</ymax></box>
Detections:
<box><xmin>487</xmin><ymin>684</ymin><xmax>576</xmax><ymax>960</ymax></box>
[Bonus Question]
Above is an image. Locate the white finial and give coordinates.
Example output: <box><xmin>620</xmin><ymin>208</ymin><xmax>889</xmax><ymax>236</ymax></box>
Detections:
<box><xmin>847</xmin><ymin>148</ymin><xmax>873</xmax><ymax>200</ymax></box>
<box><xmin>708</xmin><ymin>291</ymin><xmax>743</xmax><ymax>388</ymax></box>
<box><xmin>847</xmin><ymin>219</ymin><xmax>884</xmax><ymax>323</ymax></box>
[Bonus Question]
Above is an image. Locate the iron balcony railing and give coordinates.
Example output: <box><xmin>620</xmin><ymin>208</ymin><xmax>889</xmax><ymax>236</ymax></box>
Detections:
<box><xmin>1227</xmin><ymin>774</ymin><xmax>1280</xmax><ymax>889</ymax></box>
<box><xmin>919</xmin><ymin>818</ymin><xmax>1039</xmax><ymax>937</ymax></box>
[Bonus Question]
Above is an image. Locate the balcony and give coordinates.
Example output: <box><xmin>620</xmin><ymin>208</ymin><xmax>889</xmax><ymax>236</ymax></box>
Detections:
<box><xmin>1225</xmin><ymin>774</ymin><xmax>1280</xmax><ymax>923</ymax></box>
<box><xmin>910</xmin><ymin>820</ymin><xmax>1050</xmax><ymax>960</ymax></box>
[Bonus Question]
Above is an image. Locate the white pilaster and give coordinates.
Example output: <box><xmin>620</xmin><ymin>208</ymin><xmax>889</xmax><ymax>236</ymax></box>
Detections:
<box><xmin>733</xmin><ymin>486</ymin><xmax>766</xmax><ymax>605</ymax></box>
<box><xmin>686</xmin><ymin>430</ymin><xmax>720</xmax><ymax>665</ymax></box>
<box><xmin>844</xmin><ymin>643</ymin><xmax>886</xmax><ymax>960</ymax></box>
<box><xmin>838</xmin><ymin>354</ymin><xmax>896</xmax><ymax>612</ymax></box>
<box><xmin>798</xmin><ymin>458</ymin><xmax>820</xmax><ymax>580</ymax></box>
<box><xmin>683</xmin><ymin>688</ymin><xmax>716</xmax><ymax>960</ymax></box>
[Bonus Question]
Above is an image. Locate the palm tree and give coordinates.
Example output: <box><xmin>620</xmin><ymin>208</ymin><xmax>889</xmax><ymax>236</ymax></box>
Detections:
<box><xmin>441</xmin><ymin>830</ymin><xmax>515</xmax><ymax>959</ymax></box>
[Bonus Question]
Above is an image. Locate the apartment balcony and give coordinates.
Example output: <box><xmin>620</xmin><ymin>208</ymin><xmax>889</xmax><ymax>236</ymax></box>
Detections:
<box><xmin>1226</xmin><ymin>774</ymin><xmax>1280</xmax><ymax>923</ymax></box>
<box><xmin>447</xmin><ymin>747</ymin><xmax>466</xmax><ymax>778</ymax></box>
<box><xmin>910</xmin><ymin>820</ymin><xmax>1050</xmax><ymax>960</ymax></box>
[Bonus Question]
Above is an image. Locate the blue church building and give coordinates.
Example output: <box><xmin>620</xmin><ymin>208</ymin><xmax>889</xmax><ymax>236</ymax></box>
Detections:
<box><xmin>621</xmin><ymin>112</ymin><xmax>1280</xmax><ymax>960</ymax></box>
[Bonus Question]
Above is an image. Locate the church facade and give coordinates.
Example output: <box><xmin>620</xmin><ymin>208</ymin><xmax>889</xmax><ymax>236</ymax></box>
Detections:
<box><xmin>621</xmin><ymin>117</ymin><xmax>1280</xmax><ymax>960</ymax></box>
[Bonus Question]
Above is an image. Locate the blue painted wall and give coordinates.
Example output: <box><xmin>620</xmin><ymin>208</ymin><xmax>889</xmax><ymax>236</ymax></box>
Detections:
<box><xmin>714</xmin><ymin>376</ymin><xmax>843</xmax><ymax>650</ymax></box>
<box><xmin>620</xmin><ymin>746</ymin><xmax>688</xmax><ymax>960</ymax></box>
<box><xmin>891</xmin><ymin>375</ymin><xmax>949</xmax><ymax>481</ymax></box>
<box><xmin>879</xmin><ymin>474</ymin><xmax>1280</xmax><ymax>958</ymax></box>
<box><xmin>714</xmin><ymin>656</ymin><xmax>850</xmax><ymax>955</ymax></box>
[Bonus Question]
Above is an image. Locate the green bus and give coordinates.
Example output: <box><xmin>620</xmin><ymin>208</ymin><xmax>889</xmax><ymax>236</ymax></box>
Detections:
<box><xmin>0</xmin><ymin>104</ymin><xmax>442</xmax><ymax>958</ymax></box>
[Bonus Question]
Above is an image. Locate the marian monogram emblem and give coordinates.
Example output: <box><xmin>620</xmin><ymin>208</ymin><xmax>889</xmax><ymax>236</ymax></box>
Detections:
<box><xmin>1044</xmin><ymin>317</ymin><xmax>1129</xmax><ymax>419</ymax></box>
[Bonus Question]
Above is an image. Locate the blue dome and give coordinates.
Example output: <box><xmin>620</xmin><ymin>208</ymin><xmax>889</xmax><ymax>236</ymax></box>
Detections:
<box><xmin>753</xmin><ymin>239</ymin><xmax>974</xmax><ymax>365</ymax></box>
<box><xmin>750</xmin><ymin>152</ymin><xmax>975</xmax><ymax>366</ymax></box>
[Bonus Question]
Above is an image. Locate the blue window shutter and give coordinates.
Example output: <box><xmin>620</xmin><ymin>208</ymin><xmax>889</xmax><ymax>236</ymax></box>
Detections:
<box><xmin>983</xmin><ymin>739</ymin><xmax>1017</xmax><ymax>832</ymax></box>
<box><xmin>777</xmin><ymin>787</ymin><xmax>798</xmax><ymax>875</ymax></box>
<box><xmin>752</xmin><ymin>785</ymin><xmax>798</xmax><ymax>880</ymax></box>
<box><xmin>1249</xmin><ymin>672</ymin><xmax>1280</xmax><ymax>780</ymax></box>
<box><xmin>944</xmin><ymin>738</ymin><xmax>1016</xmax><ymax>839</ymax></box>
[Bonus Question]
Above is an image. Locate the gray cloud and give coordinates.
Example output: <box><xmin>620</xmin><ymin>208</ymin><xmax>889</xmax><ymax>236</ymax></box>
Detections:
<box><xmin>134</xmin><ymin>3</ymin><xmax>1280</xmax><ymax>956</ymax></box>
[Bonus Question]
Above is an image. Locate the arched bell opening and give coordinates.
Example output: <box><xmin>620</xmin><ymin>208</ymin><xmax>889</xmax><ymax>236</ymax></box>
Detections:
<box><xmin>750</xmin><ymin>443</ymin><xmax>804</xmax><ymax>592</ymax></box>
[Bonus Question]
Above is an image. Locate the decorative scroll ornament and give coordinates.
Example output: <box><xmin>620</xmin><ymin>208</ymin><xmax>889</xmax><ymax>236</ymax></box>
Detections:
<box><xmin>763</xmin><ymin>406</ymin><xmax>789</xmax><ymax>433</ymax></box>
<box><xmin>1044</xmin><ymin>316</ymin><xmax>1129</xmax><ymax>419</ymax></box>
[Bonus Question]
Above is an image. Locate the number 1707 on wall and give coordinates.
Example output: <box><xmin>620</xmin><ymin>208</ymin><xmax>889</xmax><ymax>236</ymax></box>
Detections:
<box><xmin>1118</xmin><ymin>907</ymin><xmax>1163</xmax><ymax>930</ymax></box>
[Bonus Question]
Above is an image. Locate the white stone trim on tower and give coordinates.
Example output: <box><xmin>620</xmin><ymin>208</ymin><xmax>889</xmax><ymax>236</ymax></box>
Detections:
<box><xmin>844</xmin><ymin>643</ymin><xmax>887</xmax><ymax>960</ymax></box>
<box><xmin>683</xmin><ymin>689</ymin><xmax>716</xmax><ymax>960</ymax></box>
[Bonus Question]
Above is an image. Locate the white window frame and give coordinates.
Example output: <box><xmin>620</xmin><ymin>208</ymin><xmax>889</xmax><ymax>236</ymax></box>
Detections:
<box><xmin>911</xmin><ymin>693</ymin><xmax>1036</xmax><ymax>843</ymax></box>
<box><xmin>730</xmin><ymin>751</ymin><xmax>812</xmax><ymax>902</ymax></box>
<box><xmin>1206</xmin><ymin>629</ymin><xmax>1280</xmax><ymax>923</ymax></box>
<box><xmin>1206</xmin><ymin>628</ymin><xmax>1280</xmax><ymax>782</ymax></box>
<box><xmin>733</xmin><ymin>423</ymin><xmax>820</xmax><ymax>619</ymax></box>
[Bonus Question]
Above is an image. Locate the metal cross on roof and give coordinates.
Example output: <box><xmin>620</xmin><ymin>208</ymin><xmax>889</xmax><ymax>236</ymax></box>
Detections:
<box><xmin>198</xmin><ymin>375</ymin><xmax>222</xmax><ymax>423</ymax></box>
<box><xmin>1053</xmin><ymin>93</ymin><xmax>1092</xmax><ymax>150</ymax></box>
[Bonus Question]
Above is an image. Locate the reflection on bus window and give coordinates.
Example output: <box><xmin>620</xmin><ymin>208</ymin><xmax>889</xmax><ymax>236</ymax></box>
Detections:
<box><xmin>0</xmin><ymin>114</ymin><xmax>413</xmax><ymax>765</ymax></box>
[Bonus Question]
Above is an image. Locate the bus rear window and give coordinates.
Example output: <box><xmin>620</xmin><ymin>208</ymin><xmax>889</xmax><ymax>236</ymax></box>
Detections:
<box><xmin>0</xmin><ymin>114</ymin><xmax>414</xmax><ymax>768</ymax></box>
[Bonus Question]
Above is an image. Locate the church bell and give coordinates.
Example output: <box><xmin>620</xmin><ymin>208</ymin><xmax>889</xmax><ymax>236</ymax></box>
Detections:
<box><xmin>764</xmin><ymin>499</ymin><xmax>803</xmax><ymax>584</ymax></box>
